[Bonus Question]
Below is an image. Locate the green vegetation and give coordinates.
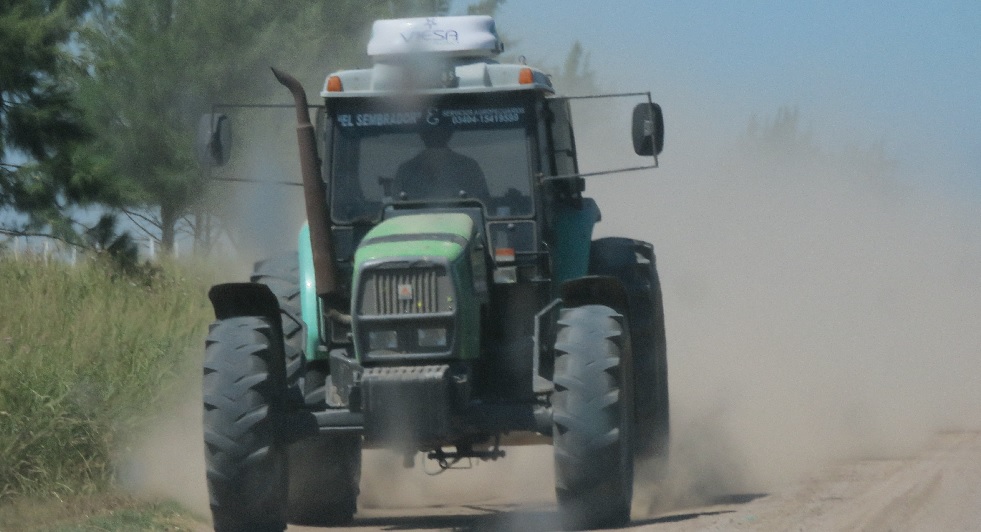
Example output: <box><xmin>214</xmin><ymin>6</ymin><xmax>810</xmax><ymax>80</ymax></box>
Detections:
<box><xmin>0</xmin><ymin>257</ymin><xmax>213</xmax><ymax>503</ymax></box>
<box><xmin>0</xmin><ymin>1</ymin><xmax>98</xmax><ymax>238</ymax></box>
<box><xmin>74</xmin><ymin>0</ymin><xmax>479</xmax><ymax>252</ymax></box>
<box><xmin>0</xmin><ymin>0</ymin><xmax>609</xmax><ymax>265</ymax></box>
<box><xmin>0</xmin><ymin>494</ymin><xmax>206</xmax><ymax>532</ymax></box>
<box><xmin>2</xmin><ymin>0</ymin><xmax>496</xmax><ymax>253</ymax></box>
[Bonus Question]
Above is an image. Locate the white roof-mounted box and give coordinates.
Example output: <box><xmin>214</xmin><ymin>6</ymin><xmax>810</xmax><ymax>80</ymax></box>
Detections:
<box><xmin>367</xmin><ymin>16</ymin><xmax>503</xmax><ymax>62</ymax></box>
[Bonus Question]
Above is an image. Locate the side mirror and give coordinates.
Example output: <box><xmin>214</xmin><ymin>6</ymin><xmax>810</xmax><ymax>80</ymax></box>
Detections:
<box><xmin>631</xmin><ymin>102</ymin><xmax>664</xmax><ymax>156</ymax></box>
<box><xmin>196</xmin><ymin>113</ymin><xmax>231</xmax><ymax>166</ymax></box>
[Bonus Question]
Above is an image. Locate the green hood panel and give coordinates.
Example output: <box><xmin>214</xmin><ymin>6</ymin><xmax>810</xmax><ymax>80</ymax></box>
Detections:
<box><xmin>350</xmin><ymin>212</ymin><xmax>484</xmax><ymax>363</ymax></box>
<box><xmin>354</xmin><ymin>213</ymin><xmax>474</xmax><ymax>266</ymax></box>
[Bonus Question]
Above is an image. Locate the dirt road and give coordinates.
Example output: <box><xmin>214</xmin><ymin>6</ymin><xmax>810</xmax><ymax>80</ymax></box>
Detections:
<box><xmin>644</xmin><ymin>431</ymin><xmax>981</xmax><ymax>531</ymax></box>
<box><xmin>288</xmin><ymin>431</ymin><xmax>981</xmax><ymax>531</ymax></box>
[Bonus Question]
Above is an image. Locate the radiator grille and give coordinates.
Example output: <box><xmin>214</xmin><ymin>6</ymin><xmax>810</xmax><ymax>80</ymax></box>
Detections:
<box><xmin>362</xmin><ymin>269</ymin><xmax>444</xmax><ymax>315</ymax></box>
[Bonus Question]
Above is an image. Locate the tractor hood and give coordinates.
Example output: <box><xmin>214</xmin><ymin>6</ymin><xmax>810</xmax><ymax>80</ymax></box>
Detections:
<box><xmin>354</xmin><ymin>213</ymin><xmax>475</xmax><ymax>266</ymax></box>
<box><xmin>350</xmin><ymin>212</ymin><xmax>486</xmax><ymax>363</ymax></box>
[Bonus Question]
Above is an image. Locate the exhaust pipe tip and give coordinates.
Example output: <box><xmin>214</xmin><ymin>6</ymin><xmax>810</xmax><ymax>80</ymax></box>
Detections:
<box><xmin>272</xmin><ymin>67</ymin><xmax>314</xmax><ymax>125</ymax></box>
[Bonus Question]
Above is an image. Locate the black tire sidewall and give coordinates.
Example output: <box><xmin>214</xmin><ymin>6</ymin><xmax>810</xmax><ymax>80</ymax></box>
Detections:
<box><xmin>203</xmin><ymin>316</ymin><xmax>289</xmax><ymax>532</ymax></box>
<box><xmin>552</xmin><ymin>305</ymin><xmax>634</xmax><ymax>529</ymax></box>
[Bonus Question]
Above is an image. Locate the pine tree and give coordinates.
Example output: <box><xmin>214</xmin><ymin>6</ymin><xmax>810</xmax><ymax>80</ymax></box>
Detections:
<box><xmin>0</xmin><ymin>0</ymin><xmax>99</xmax><ymax>240</ymax></box>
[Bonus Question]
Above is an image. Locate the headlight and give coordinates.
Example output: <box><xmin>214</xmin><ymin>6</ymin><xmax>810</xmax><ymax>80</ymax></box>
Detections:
<box><xmin>368</xmin><ymin>330</ymin><xmax>398</xmax><ymax>350</ymax></box>
<box><xmin>417</xmin><ymin>327</ymin><xmax>448</xmax><ymax>348</ymax></box>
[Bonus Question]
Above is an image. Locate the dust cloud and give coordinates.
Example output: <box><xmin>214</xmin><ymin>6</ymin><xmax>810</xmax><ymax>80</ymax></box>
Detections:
<box><xmin>359</xmin><ymin>447</ymin><xmax>554</xmax><ymax>509</ymax></box>
<box><xmin>584</xmin><ymin>99</ymin><xmax>981</xmax><ymax>509</ymax></box>
<box><xmin>120</xmin><ymin>58</ymin><xmax>981</xmax><ymax>525</ymax></box>
<box><xmin>115</xmin><ymin>370</ymin><xmax>210</xmax><ymax>516</ymax></box>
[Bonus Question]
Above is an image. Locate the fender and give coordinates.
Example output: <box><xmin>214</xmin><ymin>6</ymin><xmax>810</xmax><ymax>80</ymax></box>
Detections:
<box><xmin>551</xmin><ymin>199</ymin><xmax>601</xmax><ymax>284</ymax></box>
<box><xmin>208</xmin><ymin>282</ymin><xmax>281</xmax><ymax>325</ymax></box>
<box><xmin>560</xmin><ymin>275</ymin><xmax>629</xmax><ymax>316</ymax></box>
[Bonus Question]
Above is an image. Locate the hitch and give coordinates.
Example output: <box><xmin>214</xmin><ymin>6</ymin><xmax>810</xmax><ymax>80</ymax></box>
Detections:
<box><xmin>426</xmin><ymin>436</ymin><xmax>506</xmax><ymax>470</ymax></box>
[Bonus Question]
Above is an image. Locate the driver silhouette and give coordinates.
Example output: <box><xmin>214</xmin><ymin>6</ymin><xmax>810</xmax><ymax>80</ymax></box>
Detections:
<box><xmin>393</xmin><ymin>125</ymin><xmax>490</xmax><ymax>202</ymax></box>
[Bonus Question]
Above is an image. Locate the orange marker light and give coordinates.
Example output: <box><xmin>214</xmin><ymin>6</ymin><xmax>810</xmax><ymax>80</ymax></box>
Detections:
<box><xmin>495</xmin><ymin>247</ymin><xmax>516</xmax><ymax>263</ymax></box>
<box><xmin>518</xmin><ymin>68</ymin><xmax>534</xmax><ymax>85</ymax></box>
<box><xmin>326</xmin><ymin>75</ymin><xmax>343</xmax><ymax>92</ymax></box>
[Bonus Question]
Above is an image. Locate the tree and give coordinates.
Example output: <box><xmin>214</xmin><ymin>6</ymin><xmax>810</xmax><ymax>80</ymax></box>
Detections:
<box><xmin>739</xmin><ymin>106</ymin><xmax>896</xmax><ymax>185</ymax></box>
<box><xmin>553</xmin><ymin>41</ymin><xmax>598</xmax><ymax>95</ymax></box>
<box><xmin>741</xmin><ymin>106</ymin><xmax>821</xmax><ymax>170</ymax></box>
<box><xmin>75</xmin><ymin>0</ymin><xmax>465</xmax><ymax>254</ymax></box>
<box><xmin>0</xmin><ymin>0</ymin><xmax>102</xmax><ymax>241</ymax></box>
<box><xmin>466</xmin><ymin>0</ymin><xmax>506</xmax><ymax>16</ymax></box>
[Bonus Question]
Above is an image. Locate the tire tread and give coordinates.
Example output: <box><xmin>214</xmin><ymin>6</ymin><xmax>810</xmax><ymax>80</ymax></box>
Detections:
<box><xmin>552</xmin><ymin>305</ymin><xmax>633</xmax><ymax>530</ymax></box>
<box><xmin>203</xmin><ymin>316</ymin><xmax>287</xmax><ymax>532</ymax></box>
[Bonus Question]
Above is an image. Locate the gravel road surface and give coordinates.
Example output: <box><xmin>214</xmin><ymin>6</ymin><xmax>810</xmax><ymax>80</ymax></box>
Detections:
<box><xmin>284</xmin><ymin>431</ymin><xmax>981</xmax><ymax>531</ymax></box>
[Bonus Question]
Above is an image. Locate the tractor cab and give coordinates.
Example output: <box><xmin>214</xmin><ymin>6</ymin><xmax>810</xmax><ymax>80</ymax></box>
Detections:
<box><xmin>318</xmin><ymin>15</ymin><xmax>660</xmax><ymax>332</ymax></box>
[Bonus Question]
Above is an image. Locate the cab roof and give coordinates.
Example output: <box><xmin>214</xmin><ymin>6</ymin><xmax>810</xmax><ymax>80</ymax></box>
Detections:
<box><xmin>321</xmin><ymin>15</ymin><xmax>554</xmax><ymax>97</ymax></box>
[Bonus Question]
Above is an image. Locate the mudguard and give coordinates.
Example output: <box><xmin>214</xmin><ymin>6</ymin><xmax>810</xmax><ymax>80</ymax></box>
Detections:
<box><xmin>551</xmin><ymin>198</ymin><xmax>601</xmax><ymax>284</ymax></box>
<box><xmin>208</xmin><ymin>283</ymin><xmax>281</xmax><ymax>324</ymax></box>
<box><xmin>560</xmin><ymin>275</ymin><xmax>629</xmax><ymax>316</ymax></box>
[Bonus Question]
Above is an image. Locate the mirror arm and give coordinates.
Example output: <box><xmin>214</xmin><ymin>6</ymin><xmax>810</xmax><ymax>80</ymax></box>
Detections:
<box><xmin>539</xmin><ymin>164</ymin><xmax>658</xmax><ymax>183</ymax></box>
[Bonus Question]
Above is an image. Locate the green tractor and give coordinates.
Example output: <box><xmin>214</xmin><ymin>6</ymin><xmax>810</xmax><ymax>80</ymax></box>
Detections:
<box><xmin>199</xmin><ymin>15</ymin><xmax>668</xmax><ymax>531</ymax></box>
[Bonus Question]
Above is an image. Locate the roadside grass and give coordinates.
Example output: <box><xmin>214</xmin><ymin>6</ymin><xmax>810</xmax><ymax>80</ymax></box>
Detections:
<box><xmin>0</xmin><ymin>256</ymin><xmax>216</xmax><ymax>516</ymax></box>
<box><xmin>0</xmin><ymin>493</ymin><xmax>207</xmax><ymax>531</ymax></box>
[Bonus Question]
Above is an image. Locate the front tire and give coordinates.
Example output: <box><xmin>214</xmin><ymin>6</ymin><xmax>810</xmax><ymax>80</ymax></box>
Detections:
<box><xmin>552</xmin><ymin>305</ymin><xmax>634</xmax><ymax>530</ymax></box>
<box><xmin>287</xmin><ymin>434</ymin><xmax>362</xmax><ymax>526</ymax></box>
<box><xmin>203</xmin><ymin>317</ymin><xmax>288</xmax><ymax>532</ymax></box>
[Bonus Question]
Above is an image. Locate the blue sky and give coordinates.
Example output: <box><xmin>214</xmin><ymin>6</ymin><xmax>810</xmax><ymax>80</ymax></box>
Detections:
<box><xmin>480</xmin><ymin>1</ymin><xmax>981</xmax><ymax>193</ymax></box>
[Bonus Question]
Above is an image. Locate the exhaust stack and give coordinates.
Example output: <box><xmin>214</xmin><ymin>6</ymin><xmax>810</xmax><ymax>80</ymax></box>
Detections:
<box><xmin>271</xmin><ymin>67</ymin><xmax>343</xmax><ymax>306</ymax></box>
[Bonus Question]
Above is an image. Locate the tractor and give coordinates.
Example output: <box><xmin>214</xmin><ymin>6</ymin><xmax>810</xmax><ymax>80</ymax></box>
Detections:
<box><xmin>198</xmin><ymin>15</ymin><xmax>668</xmax><ymax>531</ymax></box>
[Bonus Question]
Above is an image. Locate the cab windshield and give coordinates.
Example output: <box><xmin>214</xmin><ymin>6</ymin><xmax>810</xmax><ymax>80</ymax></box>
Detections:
<box><xmin>329</xmin><ymin>94</ymin><xmax>535</xmax><ymax>223</ymax></box>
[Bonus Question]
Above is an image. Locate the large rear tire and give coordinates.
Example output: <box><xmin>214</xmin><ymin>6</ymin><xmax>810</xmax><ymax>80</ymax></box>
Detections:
<box><xmin>251</xmin><ymin>255</ymin><xmax>305</xmax><ymax>391</ymax></box>
<box><xmin>253</xmin><ymin>255</ymin><xmax>363</xmax><ymax>524</ymax></box>
<box><xmin>203</xmin><ymin>316</ymin><xmax>288</xmax><ymax>532</ymax></box>
<box><xmin>590</xmin><ymin>237</ymin><xmax>670</xmax><ymax>461</ymax></box>
<box><xmin>552</xmin><ymin>305</ymin><xmax>634</xmax><ymax>530</ymax></box>
<box><xmin>287</xmin><ymin>434</ymin><xmax>362</xmax><ymax>526</ymax></box>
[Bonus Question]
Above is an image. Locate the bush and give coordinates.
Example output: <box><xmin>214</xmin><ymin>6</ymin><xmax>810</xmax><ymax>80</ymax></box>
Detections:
<box><xmin>0</xmin><ymin>257</ymin><xmax>213</xmax><ymax>501</ymax></box>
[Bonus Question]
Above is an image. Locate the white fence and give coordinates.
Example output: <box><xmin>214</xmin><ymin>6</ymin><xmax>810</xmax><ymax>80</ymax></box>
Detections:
<box><xmin>1</xmin><ymin>235</ymin><xmax>177</xmax><ymax>263</ymax></box>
